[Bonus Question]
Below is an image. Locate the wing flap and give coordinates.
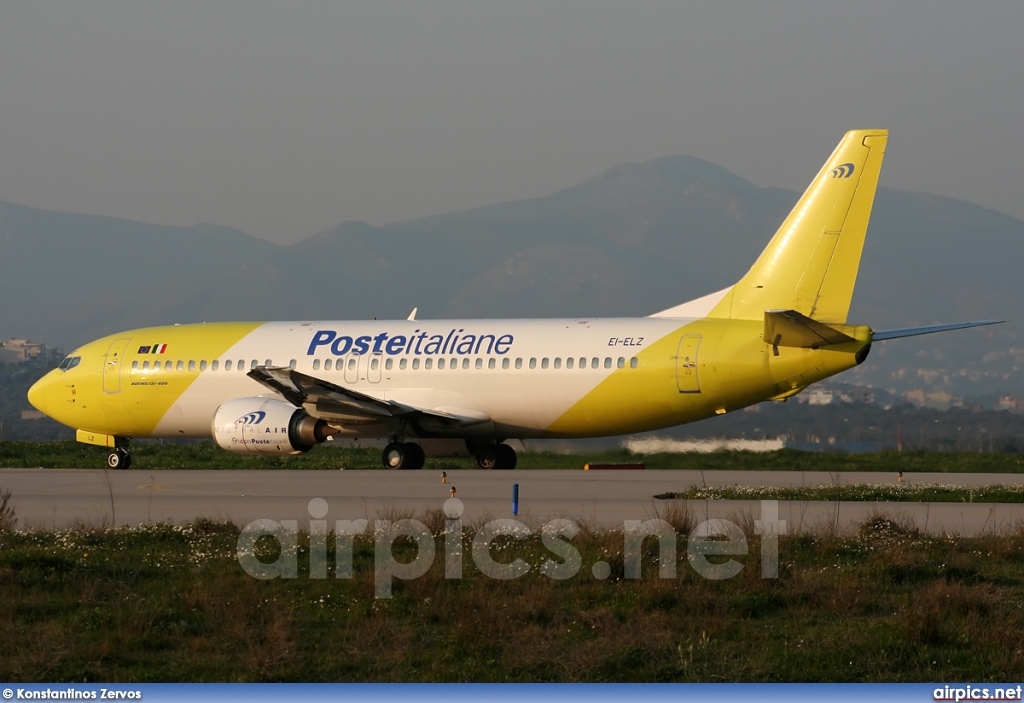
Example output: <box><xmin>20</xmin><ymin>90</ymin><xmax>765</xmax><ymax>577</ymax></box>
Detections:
<box><xmin>246</xmin><ymin>366</ymin><xmax>491</xmax><ymax>431</ymax></box>
<box><xmin>248</xmin><ymin>366</ymin><xmax>397</xmax><ymax>418</ymax></box>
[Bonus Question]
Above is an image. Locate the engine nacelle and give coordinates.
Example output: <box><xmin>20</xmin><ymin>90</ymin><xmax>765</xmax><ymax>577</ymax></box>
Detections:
<box><xmin>212</xmin><ymin>397</ymin><xmax>334</xmax><ymax>455</ymax></box>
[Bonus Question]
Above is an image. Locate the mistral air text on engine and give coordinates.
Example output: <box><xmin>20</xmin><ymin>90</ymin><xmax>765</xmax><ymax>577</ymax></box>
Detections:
<box><xmin>212</xmin><ymin>397</ymin><xmax>335</xmax><ymax>455</ymax></box>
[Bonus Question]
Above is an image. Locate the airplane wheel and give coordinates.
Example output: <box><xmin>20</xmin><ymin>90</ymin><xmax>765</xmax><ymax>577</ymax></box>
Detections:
<box><xmin>475</xmin><ymin>446</ymin><xmax>498</xmax><ymax>470</ymax></box>
<box><xmin>107</xmin><ymin>449</ymin><xmax>131</xmax><ymax>470</ymax></box>
<box><xmin>383</xmin><ymin>442</ymin><xmax>425</xmax><ymax>470</ymax></box>
<box><xmin>495</xmin><ymin>443</ymin><xmax>517</xmax><ymax>470</ymax></box>
<box><xmin>382</xmin><ymin>442</ymin><xmax>406</xmax><ymax>469</ymax></box>
<box><xmin>402</xmin><ymin>442</ymin><xmax>425</xmax><ymax>470</ymax></box>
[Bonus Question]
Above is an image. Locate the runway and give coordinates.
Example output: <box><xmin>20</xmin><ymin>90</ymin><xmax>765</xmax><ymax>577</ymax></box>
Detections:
<box><xmin>2</xmin><ymin>468</ymin><xmax>1022</xmax><ymax>535</ymax></box>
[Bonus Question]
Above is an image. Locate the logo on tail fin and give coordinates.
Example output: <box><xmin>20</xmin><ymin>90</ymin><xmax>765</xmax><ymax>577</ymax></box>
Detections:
<box><xmin>830</xmin><ymin>163</ymin><xmax>855</xmax><ymax>179</ymax></box>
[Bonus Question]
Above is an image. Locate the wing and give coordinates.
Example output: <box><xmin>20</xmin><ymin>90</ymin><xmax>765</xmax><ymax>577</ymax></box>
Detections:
<box><xmin>246</xmin><ymin>366</ymin><xmax>491</xmax><ymax>435</ymax></box>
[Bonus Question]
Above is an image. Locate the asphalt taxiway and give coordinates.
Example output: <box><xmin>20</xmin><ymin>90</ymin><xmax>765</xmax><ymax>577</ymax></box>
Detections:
<box><xmin>1</xmin><ymin>468</ymin><xmax>1022</xmax><ymax>535</ymax></box>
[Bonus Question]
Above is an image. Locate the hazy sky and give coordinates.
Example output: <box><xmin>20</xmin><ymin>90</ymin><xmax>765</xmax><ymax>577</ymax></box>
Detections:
<box><xmin>1</xmin><ymin>2</ymin><xmax>1021</xmax><ymax>245</ymax></box>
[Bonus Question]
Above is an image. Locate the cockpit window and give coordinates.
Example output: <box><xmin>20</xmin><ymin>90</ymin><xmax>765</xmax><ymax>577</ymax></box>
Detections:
<box><xmin>58</xmin><ymin>356</ymin><xmax>82</xmax><ymax>372</ymax></box>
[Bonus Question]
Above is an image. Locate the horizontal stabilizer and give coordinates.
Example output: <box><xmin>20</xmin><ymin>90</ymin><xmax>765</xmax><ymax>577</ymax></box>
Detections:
<box><xmin>763</xmin><ymin>309</ymin><xmax>856</xmax><ymax>349</ymax></box>
<box><xmin>872</xmin><ymin>320</ymin><xmax>1004</xmax><ymax>341</ymax></box>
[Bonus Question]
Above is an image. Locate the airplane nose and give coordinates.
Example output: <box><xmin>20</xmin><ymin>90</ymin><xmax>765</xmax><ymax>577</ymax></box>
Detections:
<box><xmin>27</xmin><ymin>376</ymin><xmax>49</xmax><ymax>416</ymax></box>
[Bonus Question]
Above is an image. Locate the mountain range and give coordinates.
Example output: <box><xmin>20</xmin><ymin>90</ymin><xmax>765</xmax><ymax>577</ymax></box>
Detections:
<box><xmin>2</xmin><ymin>154</ymin><xmax>1020</xmax><ymax>399</ymax></box>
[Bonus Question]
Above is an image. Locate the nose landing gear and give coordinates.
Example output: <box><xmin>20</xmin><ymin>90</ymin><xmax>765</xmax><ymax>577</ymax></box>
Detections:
<box><xmin>106</xmin><ymin>444</ymin><xmax>132</xmax><ymax>470</ymax></box>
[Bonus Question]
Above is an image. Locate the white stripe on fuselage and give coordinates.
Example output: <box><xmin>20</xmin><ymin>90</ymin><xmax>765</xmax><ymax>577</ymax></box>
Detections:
<box><xmin>152</xmin><ymin>317</ymin><xmax>695</xmax><ymax>438</ymax></box>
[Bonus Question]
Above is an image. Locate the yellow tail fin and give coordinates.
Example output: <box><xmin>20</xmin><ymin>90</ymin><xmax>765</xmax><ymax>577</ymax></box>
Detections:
<box><xmin>709</xmin><ymin>129</ymin><xmax>888</xmax><ymax>323</ymax></box>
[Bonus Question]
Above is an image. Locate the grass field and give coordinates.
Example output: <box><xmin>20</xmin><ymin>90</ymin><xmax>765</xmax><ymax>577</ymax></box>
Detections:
<box><xmin>659</xmin><ymin>484</ymin><xmax>1024</xmax><ymax>503</ymax></box>
<box><xmin>1</xmin><ymin>503</ymin><xmax>1023</xmax><ymax>682</ymax></box>
<box><xmin>3</xmin><ymin>440</ymin><xmax>1024</xmax><ymax>472</ymax></box>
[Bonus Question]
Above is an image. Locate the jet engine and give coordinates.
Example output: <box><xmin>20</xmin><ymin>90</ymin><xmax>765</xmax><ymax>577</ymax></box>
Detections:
<box><xmin>212</xmin><ymin>397</ymin><xmax>335</xmax><ymax>455</ymax></box>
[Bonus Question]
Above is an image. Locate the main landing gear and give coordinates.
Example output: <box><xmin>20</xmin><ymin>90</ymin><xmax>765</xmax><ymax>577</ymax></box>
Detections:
<box><xmin>472</xmin><ymin>442</ymin><xmax>517</xmax><ymax>470</ymax></box>
<box><xmin>381</xmin><ymin>441</ymin><xmax>426</xmax><ymax>470</ymax></box>
<box><xmin>379</xmin><ymin>440</ymin><xmax>518</xmax><ymax>470</ymax></box>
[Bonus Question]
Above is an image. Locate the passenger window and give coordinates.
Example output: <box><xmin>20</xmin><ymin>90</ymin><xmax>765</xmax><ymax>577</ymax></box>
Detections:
<box><xmin>541</xmin><ymin>358</ymin><xmax>549</xmax><ymax>369</ymax></box>
<box><xmin>142</xmin><ymin>361</ymin><xmax>150</xmax><ymax>371</ymax></box>
<box><xmin>200</xmin><ymin>360</ymin><xmax>208</xmax><ymax>371</ymax></box>
<box><xmin>617</xmin><ymin>357</ymin><xmax>625</xmax><ymax>369</ymax></box>
<box><xmin>250</xmin><ymin>360</ymin><xmax>258</xmax><ymax>370</ymax></box>
<box><xmin>175</xmin><ymin>360</ymin><xmax>182</xmax><ymax>371</ymax></box>
<box><xmin>348</xmin><ymin>358</ymin><xmax>357</xmax><ymax>370</ymax></box>
<box><xmin>400</xmin><ymin>359</ymin><xmax>408</xmax><ymax>370</ymax></box>
<box><xmin>237</xmin><ymin>360</ymin><xmax>244</xmax><ymax>371</ymax></box>
<box><xmin>529</xmin><ymin>358</ymin><xmax>537</xmax><ymax>369</ymax></box>
<box><xmin>515</xmin><ymin>358</ymin><xmax>523</xmax><ymax>369</ymax></box>
<box><xmin>488</xmin><ymin>358</ymin><xmax>496</xmax><ymax>369</ymax></box>
<box><xmin>425</xmin><ymin>359</ymin><xmax>433</xmax><ymax>370</ymax></box>
<box><xmin>502</xmin><ymin>358</ymin><xmax>510</xmax><ymax>369</ymax></box>
<box><xmin>371</xmin><ymin>358</ymin><xmax>379</xmax><ymax>370</ymax></box>
<box><xmin>591</xmin><ymin>358</ymin><xmax>600</xmax><ymax>369</ymax></box>
<box><xmin>452</xmin><ymin>358</ymin><xmax>459</xmax><ymax>369</ymax></box>
<box><xmin>188</xmin><ymin>360</ymin><xmax>196</xmax><ymax>371</ymax></box>
<box><xmin>132</xmin><ymin>360</ymin><xmax>139</xmax><ymax>370</ymax></box>
<box><xmin>473</xmin><ymin>358</ymin><xmax>480</xmax><ymax>369</ymax></box>
<box><xmin>566</xmin><ymin>358</ymin><xmax>574</xmax><ymax>369</ymax></box>
<box><xmin>438</xmin><ymin>358</ymin><xmax>446</xmax><ymax>370</ymax></box>
<box><xmin>289</xmin><ymin>360</ymin><xmax>297</xmax><ymax>369</ymax></box>
<box><xmin>324</xmin><ymin>359</ymin><xmax>332</xmax><ymax>371</ymax></box>
<box><xmin>554</xmin><ymin>358</ymin><xmax>561</xmax><ymax>369</ymax></box>
<box><xmin>580</xmin><ymin>357</ymin><xmax>587</xmax><ymax>369</ymax></box>
<box><xmin>630</xmin><ymin>357</ymin><xmax>639</xmax><ymax>369</ymax></box>
<box><xmin>385</xmin><ymin>358</ymin><xmax>393</xmax><ymax>370</ymax></box>
<box><xmin>604</xmin><ymin>358</ymin><xmax>612</xmax><ymax>369</ymax></box>
<box><xmin>211</xmin><ymin>360</ymin><xmax>219</xmax><ymax>371</ymax></box>
<box><xmin>412</xmin><ymin>359</ymin><xmax>420</xmax><ymax>370</ymax></box>
<box><xmin>225</xmin><ymin>360</ymin><xmax>233</xmax><ymax>371</ymax></box>
<box><xmin>264</xmin><ymin>359</ymin><xmax>272</xmax><ymax>366</ymax></box>
<box><xmin>313</xmin><ymin>359</ymin><xmax>321</xmax><ymax>370</ymax></box>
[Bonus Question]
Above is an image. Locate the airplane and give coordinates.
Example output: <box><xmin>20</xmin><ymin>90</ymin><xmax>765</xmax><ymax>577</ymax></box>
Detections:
<box><xmin>27</xmin><ymin>129</ymin><xmax>1001</xmax><ymax>470</ymax></box>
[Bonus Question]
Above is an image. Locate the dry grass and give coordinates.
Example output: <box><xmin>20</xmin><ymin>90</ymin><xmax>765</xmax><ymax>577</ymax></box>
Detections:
<box><xmin>1</xmin><ymin>513</ymin><xmax>1023</xmax><ymax>681</ymax></box>
<box><xmin>0</xmin><ymin>487</ymin><xmax>15</xmax><ymax>531</ymax></box>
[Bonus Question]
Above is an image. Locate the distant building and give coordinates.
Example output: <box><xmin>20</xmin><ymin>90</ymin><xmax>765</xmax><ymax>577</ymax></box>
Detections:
<box><xmin>838</xmin><ymin>386</ymin><xmax>875</xmax><ymax>404</ymax></box>
<box><xmin>806</xmin><ymin>389</ymin><xmax>834</xmax><ymax>405</ymax></box>
<box><xmin>801</xmin><ymin>385</ymin><xmax>875</xmax><ymax>406</ymax></box>
<box><xmin>997</xmin><ymin>396</ymin><xmax>1024</xmax><ymax>414</ymax></box>
<box><xmin>624</xmin><ymin>436</ymin><xmax>893</xmax><ymax>454</ymax></box>
<box><xmin>1</xmin><ymin>338</ymin><xmax>46</xmax><ymax>362</ymax></box>
<box><xmin>903</xmin><ymin>389</ymin><xmax>926</xmax><ymax>406</ymax></box>
<box><xmin>626</xmin><ymin>437</ymin><xmax>787</xmax><ymax>453</ymax></box>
